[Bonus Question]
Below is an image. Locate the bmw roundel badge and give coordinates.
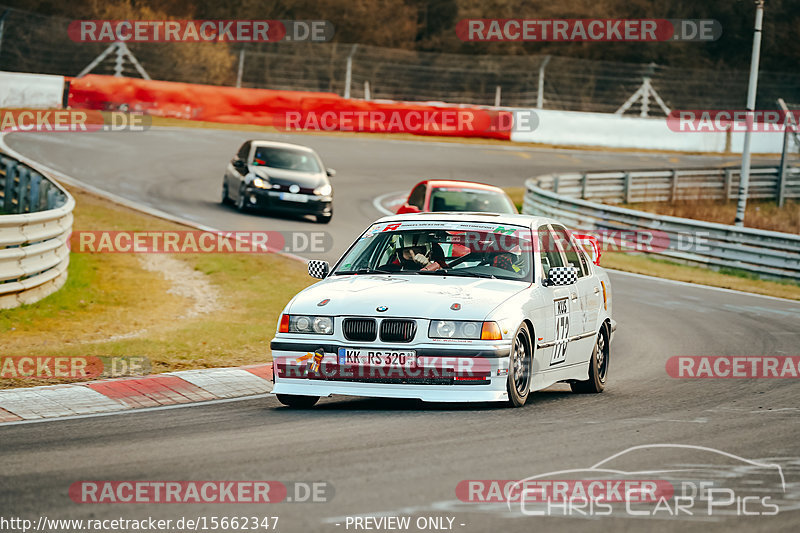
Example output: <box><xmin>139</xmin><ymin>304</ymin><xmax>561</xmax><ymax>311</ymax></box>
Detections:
<box><xmin>376</xmin><ymin>306</ymin><xmax>388</xmax><ymax>312</ymax></box>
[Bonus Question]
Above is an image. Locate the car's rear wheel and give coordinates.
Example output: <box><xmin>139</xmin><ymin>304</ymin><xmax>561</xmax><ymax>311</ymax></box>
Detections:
<box><xmin>276</xmin><ymin>394</ymin><xmax>319</xmax><ymax>409</ymax></box>
<box><xmin>571</xmin><ymin>327</ymin><xmax>608</xmax><ymax>393</ymax></box>
<box><xmin>506</xmin><ymin>323</ymin><xmax>532</xmax><ymax>407</ymax></box>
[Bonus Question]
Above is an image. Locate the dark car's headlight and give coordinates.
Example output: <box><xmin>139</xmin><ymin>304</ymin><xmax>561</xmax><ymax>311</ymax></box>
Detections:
<box><xmin>429</xmin><ymin>320</ymin><xmax>481</xmax><ymax>339</ymax></box>
<box><xmin>252</xmin><ymin>177</ymin><xmax>269</xmax><ymax>189</ymax></box>
<box><xmin>314</xmin><ymin>184</ymin><xmax>332</xmax><ymax>196</ymax></box>
<box><xmin>279</xmin><ymin>314</ymin><xmax>334</xmax><ymax>335</ymax></box>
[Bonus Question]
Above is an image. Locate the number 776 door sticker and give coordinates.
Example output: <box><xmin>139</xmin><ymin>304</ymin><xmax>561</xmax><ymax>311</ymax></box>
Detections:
<box><xmin>551</xmin><ymin>298</ymin><xmax>569</xmax><ymax>365</ymax></box>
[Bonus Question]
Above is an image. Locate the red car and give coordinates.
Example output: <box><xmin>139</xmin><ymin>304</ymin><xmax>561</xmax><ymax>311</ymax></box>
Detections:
<box><xmin>396</xmin><ymin>180</ymin><xmax>518</xmax><ymax>214</ymax></box>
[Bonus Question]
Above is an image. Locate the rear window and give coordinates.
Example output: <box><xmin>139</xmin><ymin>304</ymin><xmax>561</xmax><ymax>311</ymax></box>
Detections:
<box><xmin>429</xmin><ymin>188</ymin><xmax>516</xmax><ymax>214</ymax></box>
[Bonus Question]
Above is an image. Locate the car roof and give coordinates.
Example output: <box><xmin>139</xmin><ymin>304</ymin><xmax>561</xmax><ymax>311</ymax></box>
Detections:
<box><xmin>419</xmin><ymin>180</ymin><xmax>508</xmax><ymax>193</ymax></box>
<box><xmin>248</xmin><ymin>140</ymin><xmax>316</xmax><ymax>152</ymax></box>
<box><xmin>374</xmin><ymin>211</ymin><xmax>558</xmax><ymax>228</ymax></box>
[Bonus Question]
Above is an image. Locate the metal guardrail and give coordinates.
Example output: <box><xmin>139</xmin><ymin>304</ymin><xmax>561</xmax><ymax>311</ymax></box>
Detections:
<box><xmin>0</xmin><ymin>153</ymin><xmax>74</xmax><ymax>309</ymax></box>
<box><xmin>545</xmin><ymin>165</ymin><xmax>800</xmax><ymax>205</ymax></box>
<box><xmin>524</xmin><ymin>170</ymin><xmax>800</xmax><ymax>281</ymax></box>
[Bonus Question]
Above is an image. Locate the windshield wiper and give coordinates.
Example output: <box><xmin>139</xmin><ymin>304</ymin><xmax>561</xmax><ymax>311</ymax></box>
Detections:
<box><xmin>415</xmin><ymin>269</ymin><xmax>496</xmax><ymax>279</ymax></box>
<box><xmin>334</xmin><ymin>268</ymin><xmax>392</xmax><ymax>275</ymax></box>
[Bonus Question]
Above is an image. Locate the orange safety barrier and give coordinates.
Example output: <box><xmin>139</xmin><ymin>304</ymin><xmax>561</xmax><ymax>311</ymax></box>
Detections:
<box><xmin>68</xmin><ymin>75</ymin><xmax>512</xmax><ymax>140</ymax></box>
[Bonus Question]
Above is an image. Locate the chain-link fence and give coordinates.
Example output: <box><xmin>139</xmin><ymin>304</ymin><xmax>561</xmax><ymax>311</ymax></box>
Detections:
<box><xmin>2</xmin><ymin>4</ymin><xmax>799</xmax><ymax>114</ymax></box>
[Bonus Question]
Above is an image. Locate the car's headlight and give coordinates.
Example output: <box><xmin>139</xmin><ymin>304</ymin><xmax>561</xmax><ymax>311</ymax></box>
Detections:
<box><xmin>252</xmin><ymin>177</ymin><xmax>269</xmax><ymax>189</ymax></box>
<box><xmin>314</xmin><ymin>184</ymin><xmax>332</xmax><ymax>196</ymax></box>
<box><xmin>429</xmin><ymin>320</ymin><xmax>482</xmax><ymax>339</ymax></box>
<box><xmin>284</xmin><ymin>314</ymin><xmax>334</xmax><ymax>335</ymax></box>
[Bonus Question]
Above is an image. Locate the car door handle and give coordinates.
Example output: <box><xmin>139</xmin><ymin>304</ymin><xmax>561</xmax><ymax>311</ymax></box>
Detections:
<box><xmin>571</xmin><ymin>293</ymin><xmax>578</xmax><ymax>301</ymax></box>
<box><xmin>594</xmin><ymin>287</ymin><xmax>600</xmax><ymax>294</ymax></box>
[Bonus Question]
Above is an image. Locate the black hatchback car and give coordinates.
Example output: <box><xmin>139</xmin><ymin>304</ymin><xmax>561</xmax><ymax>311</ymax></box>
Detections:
<box><xmin>221</xmin><ymin>140</ymin><xmax>335</xmax><ymax>223</ymax></box>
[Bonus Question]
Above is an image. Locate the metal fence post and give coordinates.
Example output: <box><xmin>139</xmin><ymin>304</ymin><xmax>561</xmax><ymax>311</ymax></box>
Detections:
<box><xmin>670</xmin><ymin>170</ymin><xmax>679</xmax><ymax>202</ymax></box>
<box><xmin>777</xmin><ymin>126</ymin><xmax>790</xmax><ymax>207</ymax></box>
<box><xmin>536</xmin><ymin>56</ymin><xmax>551</xmax><ymax>109</ymax></box>
<box><xmin>494</xmin><ymin>85</ymin><xmax>501</xmax><ymax>107</ymax></box>
<box><xmin>344</xmin><ymin>44</ymin><xmax>358</xmax><ymax>99</ymax></box>
<box><xmin>580</xmin><ymin>173</ymin><xmax>588</xmax><ymax>199</ymax></box>
<box><xmin>552</xmin><ymin>175</ymin><xmax>559</xmax><ymax>193</ymax></box>
<box><xmin>236</xmin><ymin>48</ymin><xmax>245</xmax><ymax>88</ymax></box>
<box><xmin>723</xmin><ymin>169</ymin><xmax>733</xmax><ymax>201</ymax></box>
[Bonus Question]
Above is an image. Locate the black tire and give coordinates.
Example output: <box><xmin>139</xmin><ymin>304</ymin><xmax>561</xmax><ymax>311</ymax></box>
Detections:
<box><xmin>571</xmin><ymin>326</ymin><xmax>609</xmax><ymax>393</ymax></box>
<box><xmin>316</xmin><ymin>213</ymin><xmax>332</xmax><ymax>224</ymax></box>
<box><xmin>506</xmin><ymin>323</ymin><xmax>533</xmax><ymax>407</ymax></box>
<box><xmin>276</xmin><ymin>394</ymin><xmax>319</xmax><ymax>409</ymax></box>
<box><xmin>221</xmin><ymin>181</ymin><xmax>231</xmax><ymax>205</ymax></box>
<box><xmin>235</xmin><ymin>184</ymin><xmax>247</xmax><ymax>211</ymax></box>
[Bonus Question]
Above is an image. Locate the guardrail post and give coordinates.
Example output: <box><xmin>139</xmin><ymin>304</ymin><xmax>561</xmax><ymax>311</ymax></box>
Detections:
<box><xmin>623</xmin><ymin>172</ymin><xmax>632</xmax><ymax>203</ymax></box>
<box><xmin>553</xmin><ymin>176</ymin><xmax>560</xmax><ymax>193</ymax></box>
<box><xmin>580</xmin><ymin>173</ymin><xmax>588</xmax><ymax>199</ymax></box>
<box><xmin>723</xmin><ymin>169</ymin><xmax>733</xmax><ymax>201</ymax></box>
<box><xmin>670</xmin><ymin>170</ymin><xmax>678</xmax><ymax>202</ymax></box>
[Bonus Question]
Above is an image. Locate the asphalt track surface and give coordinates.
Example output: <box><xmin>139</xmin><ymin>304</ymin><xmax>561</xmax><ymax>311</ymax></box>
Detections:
<box><xmin>2</xmin><ymin>129</ymin><xmax>799</xmax><ymax>532</ymax></box>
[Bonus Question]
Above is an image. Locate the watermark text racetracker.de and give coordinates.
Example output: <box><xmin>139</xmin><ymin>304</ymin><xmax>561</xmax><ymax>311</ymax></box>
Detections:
<box><xmin>1</xmin><ymin>515</ymin><xmax>280</xmax><ymax>532</ymax></box>
<box><xmin>70</xmin><ymin>231</ymin><xmax>332</xmax><ymax>254</ymax></box>
<box><xmin>456</xmin><ymin>19</ymin><xmax>721</xmax><ymax>42</ymax></box>
<box><xmin>0</xmin><ymin>110</ymin><xmax>149</xmax><ymax>133</ymax></box>
<box><xmin>0</xmin><ymin>355</ymin><xmax>150</xmax><ymax>379</ymax></box>
<box><xmin>68</xmin><ymin>19</ymin><xmax>334</xmax><ymax>43</ymax></box>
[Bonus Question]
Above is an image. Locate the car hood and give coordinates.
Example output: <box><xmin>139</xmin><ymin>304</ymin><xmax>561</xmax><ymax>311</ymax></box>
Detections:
<box><xmin>248</xmin><ymin>166</ymin><xmax>326</xmax><ymax>188</ymax></box>
<box><xmin>289</xmin><ymin>275</ymin><xmax>529</xmax><ymax>320</ymax></box>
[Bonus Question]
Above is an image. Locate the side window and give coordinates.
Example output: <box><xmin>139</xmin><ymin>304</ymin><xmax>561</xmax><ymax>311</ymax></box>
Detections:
<box><xmin>537</xmin><ymin>225</ymin><xmax>564</xmax><ymax>276</ymax></box>
<box><xmin>237</xmin><ymin>141</ymin><xmax>251</xmax><ymax>162</ymax></box>
<box><xmin>408</xmin><ymin>184</ymin><xmax>426</xmax><ymax>209</ymax></box>
<box><xmin>551</xmin><ymin>225</ymin><xmax>586</xmax><ymax>278</ymax></box>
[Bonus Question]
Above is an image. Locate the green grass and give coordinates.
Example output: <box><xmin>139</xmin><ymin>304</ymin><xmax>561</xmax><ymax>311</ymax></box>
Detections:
<box><xmin>0</xmin><ymin>186</ymin><xmax>313</xmax><ymax>388</ymax></box>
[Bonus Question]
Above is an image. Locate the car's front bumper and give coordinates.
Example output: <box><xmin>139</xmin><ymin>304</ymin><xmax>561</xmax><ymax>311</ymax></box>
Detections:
<box><xmin>270</xmin><ymin>339</ymin><xmax>513</xmax><ymax>403</ymax></box>
<box><xmin>244</xmin><ymin>188</ymin><xmax>332</xmax><ymax>215</ymax></box>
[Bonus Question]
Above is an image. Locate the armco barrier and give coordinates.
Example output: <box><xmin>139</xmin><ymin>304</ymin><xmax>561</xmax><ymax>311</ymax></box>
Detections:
<box><xmin>0</xmin><ymin>152</ymin><xmax>74</xmax><ymax>309</ymax></box>
<box><xmin>524</xmin><ymin>171</ymin><xmax>800</xmax><ymax>281</ymax></box>
<box><xmin>68</xmin><ymin>75</ymin><xmax>511</xmax><ymax>140</ymax></box>
<box><xmin>541</xmin><ymin>165</ymin><xmax>800</xmax><ymax>205</ymax></box>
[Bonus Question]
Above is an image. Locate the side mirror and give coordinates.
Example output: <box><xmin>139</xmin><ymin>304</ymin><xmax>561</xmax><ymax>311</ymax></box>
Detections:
<box><xmin>233</xmin><ymin>158</ymin><xmax>247</xmax><ymax>168</ymax></box>
<box><xmin>308</xmin><ymin>260</ymin><xmax>330</xmax><ymax>279</ymax></box>
<box><xmin>396</xmin><ymin>204</ymin><xmax>421</xmax><ymax>214</ymax></box>
<box><xmin>326</xmin><ymin>168</ymin><xmax>336</xmax><ymax>177</ymax></box>
<box><xmin>546</xmin><ymin>266</ymin><xmax>578</xmax><ymax>286</ymax></box>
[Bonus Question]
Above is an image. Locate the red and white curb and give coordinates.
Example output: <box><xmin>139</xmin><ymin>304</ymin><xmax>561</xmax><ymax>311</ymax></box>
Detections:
<box><xmin>0</xmin><ymin>364</ymin><xmax>273</xmax><ymax>424</ymax></box>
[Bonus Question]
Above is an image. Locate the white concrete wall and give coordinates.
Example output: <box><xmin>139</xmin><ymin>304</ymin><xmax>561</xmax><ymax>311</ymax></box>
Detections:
<box><xmin>510</xmin><ymin>108</ymin><xmax>789</xmax><ymax>154</ymax></box>
<box><xmin>0</xmin><ymin>71</ymin><xmax>65</xmax><ymax>108</ymax></box>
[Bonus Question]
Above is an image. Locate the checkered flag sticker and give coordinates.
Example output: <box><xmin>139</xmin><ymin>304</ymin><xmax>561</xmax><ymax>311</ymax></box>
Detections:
<box><xmin>308</xmin><ymin>260</ymin><xmax>330</xmax><ymax>279</ymax></box>
<box><xmin>548</xmin><ymin>266</ymin><xmax>578</xmax><ymax>286</ymax></box>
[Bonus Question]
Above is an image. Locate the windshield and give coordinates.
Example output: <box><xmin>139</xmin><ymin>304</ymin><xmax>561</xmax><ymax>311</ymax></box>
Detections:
<box><xmin>252</xmin><ymin>147</ymin><xmax>321</xmax><ymax>172</ymax></box>
<box><xmin>429</xmin><ymin>187</ymin><xmax>517</xmax><ymax>214</ymax></box>
<box><xmin>334</xmin><ymin>221</ymin><xmax>533</xmax><ymax>282</ymax></box>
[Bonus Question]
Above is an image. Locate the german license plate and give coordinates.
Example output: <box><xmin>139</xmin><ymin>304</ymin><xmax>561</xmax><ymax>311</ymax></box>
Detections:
<box><xmin>279</xmin><ymin>192</ymin><xmax>308</xmax><ymax>203</ymax></box>
<box><xmin>338</xmin><ymin>348</ymin><xmax>416</xmax><ymax>368</ymax></box>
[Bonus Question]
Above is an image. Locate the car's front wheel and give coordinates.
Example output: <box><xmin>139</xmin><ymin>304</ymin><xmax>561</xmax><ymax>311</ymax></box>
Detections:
<box><xmin>507</xmin><ymin>323</ymin><xmax>532</xmax><ymax>407</ymax></box>
<box><xmin>235</xmin><ymin>184</ymin><xmax>248</xmax><ymax>211</ymax></box>
<box><xmin>571</xmin><ymin>327</ymin><xmax>609</xmax><ymax>393</ymax></box>
<box><xmin>276</xmin><ymin>394</ymin><xmax>319</xmax><ymax>409</ymax></box>
<box><xmin>221</xmin><ymin>181</ymin><xmax>231</xmax><ymax>205</ymax></box>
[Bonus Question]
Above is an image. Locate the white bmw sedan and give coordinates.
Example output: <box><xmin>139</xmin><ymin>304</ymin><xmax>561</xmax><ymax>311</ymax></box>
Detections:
<box><xmin>270</xmin><ymin>213</ymin><xmax>615</xmax><ymax>408</ymax></box>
